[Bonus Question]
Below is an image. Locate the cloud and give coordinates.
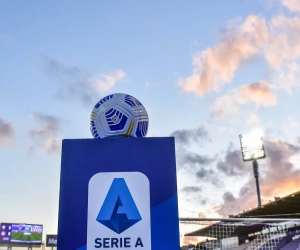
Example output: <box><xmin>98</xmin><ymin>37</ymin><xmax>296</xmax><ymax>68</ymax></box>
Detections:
<box><xmin>172</xmin><ymin>126</ymin><xmax>218</xmax><ymax>187</ymax></box>
<box><xmin>179</xmin><ymin>15</ymin><xmax>268</xmax><ymax>95</ymax></box>
<box><xmin>171</xmin><ymin>126</ymin><xmax>210</xmax><ymax>146</ymax></box>
<box><xmin>196</xmin><ymin>168</ymin><xmax>223</xmax><ymax>187</ymax></box>
<box><xmin>198</xmin><ymin>212</ymin><xmax>207</xmax><ymax>218</ymax></box>
<box><xmin>178</xmin><ymin>150</ymin><xmax>215</xmax><ymax>167</ymax></box>
<box><xmin>210</xmin><ymin>94</ymin><xmax>239</xmax><ymax>118</ymax></box>
<box><xmin>181</xmin><ymin>186</ymin><xmax>202</xmax><ymax>193</ymax></box>
<box><xmin>29</xmin><ymin>113</ymin><xmax>62</xmax><ymax>154</ymax></box>
<box><xmin>247</xmin><ymin>113</ymin><xmax>260</xmax><ymax>125</ymax></box>
<box><xmin>40</xmin><ymin>55</ymin><xmax>126</xmax><ymax>106</ymax></box>
<box><xmin>41</xmin><ymin>54</ymin><xmax>80</xmax><ymax>77</ymax></box>
<box><xmin>211</xmin><ymin>81</ymin><xmax>276</xmax><ymax>118</ymax></box>
<box><xmin>55</xmin><ymin>80</ymin><xmax>96</xmax><ymax>106</ymax></box>
<box><xmin>176</xmin><ymin>149</ymin><xmax>218</xmax><ymax>188</ymax></box>
<box><xmin>274</xmin><ymin>62</ymin><xmax>300</xmax><ymax>94</ymax></box>
<box><xmin>281</xmin><ymin>0</ymin><xmax>300</xmax><ymax>13</ymax></box>
<box><xmin>90</xmin><ymin>70</ymin><xmax>126</xmax><ymax>93</ymax></box>
<box><xmin>216</xmin><ymin>145</ymin><xmax>246</xmax><ymax>176</ymax></box>
<box><xmin>180</xmin><ymin>12</ymin><xmax>300</xmax><ymax>95</ymax></box>
<box><xmin>0</xmin><ymin>117</ymin><xmax>14</xmax><ymax>143</ymax></box>
<box><xmin>265</xmin><ymin>15</ymin><xmax>300</xmax><ymax>69</ymax></box>
<box><xmin>217</xmin><ymin>138</ymin><xmax>300</xmax><ymax>216</ymax></box>
<box><xmin>261</xmin><ymin>139</ymin><xmax>300</xmax><ymax>195</ymax></box>
<box><xmin>237</xmin><ymin>81</ymin><xmax>277</xmax><ymax>106</ymax></box>
<box><xmin>172</xmin><ymin>126</ymin><xmax>216</xmax><ymax>173</ymax></box>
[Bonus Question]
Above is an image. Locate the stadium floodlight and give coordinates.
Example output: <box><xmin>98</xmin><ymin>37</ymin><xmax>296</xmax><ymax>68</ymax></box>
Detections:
<box><xmin>239</xmin><ymin>131</ymin><xmax>266</xmax><ymax>208</ymax></box>
<box><xmin>239</xmin><ymin>133</ymin><xmax>266</xmax><ymax>161</ymax></box>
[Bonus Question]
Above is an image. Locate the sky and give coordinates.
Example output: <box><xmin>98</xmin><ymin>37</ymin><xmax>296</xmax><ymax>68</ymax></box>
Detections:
<box><xmin>1</xmin><ymin>0</ymin><xmax>300</xmax><ymax>244</ymax></box>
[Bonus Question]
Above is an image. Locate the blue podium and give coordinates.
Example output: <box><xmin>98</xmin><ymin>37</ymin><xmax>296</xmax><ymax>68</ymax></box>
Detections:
<box><xmin>57</xmin><ymin>137</ymin><xmax>180</xmax><ymax>250</ymax></box>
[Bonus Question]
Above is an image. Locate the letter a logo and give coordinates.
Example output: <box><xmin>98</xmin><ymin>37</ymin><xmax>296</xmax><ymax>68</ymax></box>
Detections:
<box><xmin>96</xmin><ymin>178</ymin><xmax>142</xmax><ymax>234</ymax></box>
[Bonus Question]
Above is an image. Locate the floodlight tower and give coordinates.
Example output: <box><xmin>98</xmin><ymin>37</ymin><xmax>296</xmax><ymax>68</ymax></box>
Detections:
<box><xmin>239</xmin><ymin>133</ymin><xmax>266</xmax><ymax>208</ymax></box>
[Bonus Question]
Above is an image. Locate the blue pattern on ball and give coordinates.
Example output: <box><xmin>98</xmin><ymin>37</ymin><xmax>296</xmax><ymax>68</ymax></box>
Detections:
<box><xmin>125</xmin><ymin>95</ymin><xmax>142</xmax><ymax>107</ymax></box>
<box><xmin>136</xmin><ymin>121</ymin><xmax>148</xmax><ymax>137</ymax></box>
<box><xmin>90</xmin><ymin>93</ymin><xmax>149</xmax><ymax>138</ymax></box>
<box><xmin>105</xmin><ymin>108</ymin><xmax>128</xmax><ymax>131</ymax></box>
<box><xmin>94</xmin><ymin>94</ymin><xmax>113</xmax><ymax>109</ymax></box>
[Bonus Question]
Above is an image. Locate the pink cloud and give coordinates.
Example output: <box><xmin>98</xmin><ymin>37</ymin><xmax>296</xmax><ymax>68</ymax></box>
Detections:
<box><xmin>210</xmin><ymin>94</ymin><xmax>239</xmax><ymax>118</ymax></box>
<box><xmin>237</xmin><ymin>81</ymin><xmax>277</xmax><ymax>106</ymax></box>
<box><xmin>180</xmin><ymin>12</ymin><xmax>300</xmax><ymax>96</ymax></box>
<box><xmin>281</xmin><ymin>0</ymin><xmax>300</xmax><ymax>13</ymax></box>
<box><xmin>179</xmin><ymin>15</ymin><xmax>268</xmax><ymax>95</ymax></box>
<box><xmin>265</xmin><ymin>15</ymin><xmax>300</xmax><ymax>69</ymax></box>
<box><xmin>246</xmin><ymin>113</ymin><xmax>260</xmax><ymax>125</ymax></box>
<box><xmin>91</xmin><ymin>70</ymin><xmax>126</xmax><ymax>93</ymax></box>
<box><xmin>211</xmin><ymin>81</ymin><xmax>276</xmax><ymax>118</ymax></box>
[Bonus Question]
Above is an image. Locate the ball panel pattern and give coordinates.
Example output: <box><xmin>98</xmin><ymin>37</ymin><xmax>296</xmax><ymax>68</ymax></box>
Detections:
<box><xmin>90</xmin><ymin>93</ymin><xmax>149</xmax><ymax>138</ymax></box>
<box><xmin>136</xmin><ymin>121</ymin><xmax>148</xmax><ymax>137</ymax></box>
<box><xmin>125</xmin><ymin>94</ymin><xmax>142</xmax><ymax>107</ymax></box>
<box><xmin>105</xmin><ymin>108</ymin><xmax>128</xmax><ymax>131</ymax></box>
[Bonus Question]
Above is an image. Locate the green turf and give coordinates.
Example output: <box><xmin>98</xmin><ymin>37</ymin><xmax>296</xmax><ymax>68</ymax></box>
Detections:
<box><xmin>11</xmin><ymin>231</ymin><xmax>42</xmax><ymax>242</ymax></box>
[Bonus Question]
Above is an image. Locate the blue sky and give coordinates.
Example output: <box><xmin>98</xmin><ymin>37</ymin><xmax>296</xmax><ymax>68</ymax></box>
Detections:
<box><xmin>1</xmin><ymin>0</ymin><xmax>300</xmax><ymax>243</ymax></box>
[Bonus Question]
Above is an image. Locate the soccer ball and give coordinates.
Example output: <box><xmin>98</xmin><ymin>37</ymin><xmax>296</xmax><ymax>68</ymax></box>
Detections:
<box><xmin>90</xmin><ymin>93</ymin><xmax>149</xmax><ymax>138</ymax></box>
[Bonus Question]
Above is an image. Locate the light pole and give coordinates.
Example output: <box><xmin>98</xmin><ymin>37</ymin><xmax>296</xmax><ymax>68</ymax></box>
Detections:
<box><xmin>239</xmin><ymin>133</ymin><xmax>266</xmax><ymax>208</ymax></box>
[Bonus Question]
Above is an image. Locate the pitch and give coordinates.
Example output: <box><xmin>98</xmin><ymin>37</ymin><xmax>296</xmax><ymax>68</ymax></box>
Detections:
<box><xmin>11</xmin><ymin>231</ymin><xmax>42</xmax><ymax>242</ymax></box>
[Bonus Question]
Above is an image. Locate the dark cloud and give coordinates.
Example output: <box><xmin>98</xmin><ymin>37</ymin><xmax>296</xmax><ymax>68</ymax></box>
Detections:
<box><xmin>217</xmin><ymin>187</ymin><xmax>257</xmax><ymax>216</ymax></box>
<box><xmin>40</xmin><ymin>54</ymin><xmax>80</xmax><ymax>77</ymax></box>
<box><xmin>29</xmin><ymin>113</ymin><xmax>62</xmax><ymax>154</ymax></box>
<box><xmin>40</xmin><ymin>55</ymin><xmax>96</xmax><ymax>106</ymax></box>
<box><xmin>181</xmin><ymin>186</ymin><xmax>202</xmax><ymax>193</ymax></box>
<box><xmin>199</xmin><ymin>198</ymin><xmax>208</xmax><ymax>206</ymax></box>
<box><xmin>216</xmin><ymin>144</ymin><xmax>246</xmax><ymax>176</ymax></box>
<box><xmin>217</xmin><ymin>139</ymin><xmax>300</xmax><ymax>216</ymax></box>
<box><xmin>179</xmin><ymin>151</ymin><xmax>215</xmax><ymax>167</ymax></box>
<box><xmin>0</xmin><ymin>117</ymin><xmax>14</xmax><ymax>142</ymax></box>
<box><xmin>173</xmin><ymin>126</ymin><xmax>215</xmax><ymax>176</ymax></box>
<box><xmin>261</xmin><ymin>139</ymin><xmax>300</xmax><ymax>196</ymax></box>
<box><xmin>218</xmin><ymin>191</ymin><xmax>250</xmax><ymax>216</ymax></box>
<box><xmin>239</xmin><ymin>185</ymin><xmax>251</xmax><ymax>197</ymax></box>
<box><xmin>196</xmin><ymin>168</ymin><xmax>213</xmax><ymax>178</ymax></box>
<box><xmin>40</xmin><ymin>55</ymin><xmax>126</xmax><ymax>107</ymax></box>
<box><xmin>196</xmin><ymin>168</ymin><xmax>223</xmax><ymax>187</ymax></box>
<box><xmin>176</xmin><ymin>149</ymin><xmax>218</xmax><ymax>188</ymax></box>
<box><xmin>174</xmin><ymin>135</ymin><xmax>219</xmax><ymax>186</ymax></box>
<box><xmin>54</xmin><ymin>80</ymin><xmax>95</xmax><ymax>106</ymax></box>
<box><xmin>223</xmin><ymin>192</ymin><xmax>236</xmax><ymax>203</ymax></box>
<box><xmin>180</xmin><ymin>187</ymin><xmax>207</xmax><ymax>210</ymax></box>
<box><xmin>171</xmin><ymin>126</ymin><xmax>210</xmax><ymax>146</ymax></box>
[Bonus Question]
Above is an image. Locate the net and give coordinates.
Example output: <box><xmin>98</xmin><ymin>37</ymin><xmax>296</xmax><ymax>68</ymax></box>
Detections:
<box><xmin>180</xmin><ymin>218</ymin><xmax>300</xmax><ymax>250</ymax></box>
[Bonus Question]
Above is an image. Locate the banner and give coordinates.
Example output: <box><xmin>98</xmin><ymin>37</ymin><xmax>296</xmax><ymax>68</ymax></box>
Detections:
<box><xmin>46</xmin><ymin>235</ymin><xmax>57</xmax><ymax>247</ymax></box>
<box><xmin>58</xmin><ymin>137</ymin><xmax>180</xmax><ymax>249</ymax></box>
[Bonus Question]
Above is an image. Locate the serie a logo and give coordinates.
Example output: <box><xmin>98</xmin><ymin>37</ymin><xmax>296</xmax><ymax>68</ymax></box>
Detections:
<box><xmin>87</xmin><ymin>172</ymin><xmax>151</xmax><ymax>250</ymax></box>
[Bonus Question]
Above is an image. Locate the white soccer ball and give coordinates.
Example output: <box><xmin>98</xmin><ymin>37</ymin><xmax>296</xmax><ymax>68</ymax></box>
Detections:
<box><xmin>90</xmin><ymin>93</ymin><xmax>149</xmax><ymax>138</ymax></box>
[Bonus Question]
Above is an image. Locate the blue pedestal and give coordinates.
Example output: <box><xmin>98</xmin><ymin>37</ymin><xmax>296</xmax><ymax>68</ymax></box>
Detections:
<box><xmin>57</xmin><ymin>137</ymin><xmax>180</xmax><ymax>250</ymax></box>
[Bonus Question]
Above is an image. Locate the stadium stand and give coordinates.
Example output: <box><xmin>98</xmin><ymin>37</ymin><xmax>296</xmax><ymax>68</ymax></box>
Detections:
<box><xmin>280</xmin><ymin>238</ymin><xmax>300</xmax><ymax>250</ymax></box>
<box><xmin>180</xmin><ymin>191</ymin><xmax>300</xmax><ymax>249</ymax></box>
<box><xmin>235</xmin><ymin>191</ymin><xmax>300</xmax><ymax>219</ymax></box>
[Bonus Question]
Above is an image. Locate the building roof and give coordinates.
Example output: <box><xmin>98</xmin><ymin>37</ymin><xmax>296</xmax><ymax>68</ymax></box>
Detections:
<box><xmin>233</xmin><ymin>191</ymin><xmax>300</xmax><ymax>219</ymax></box>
